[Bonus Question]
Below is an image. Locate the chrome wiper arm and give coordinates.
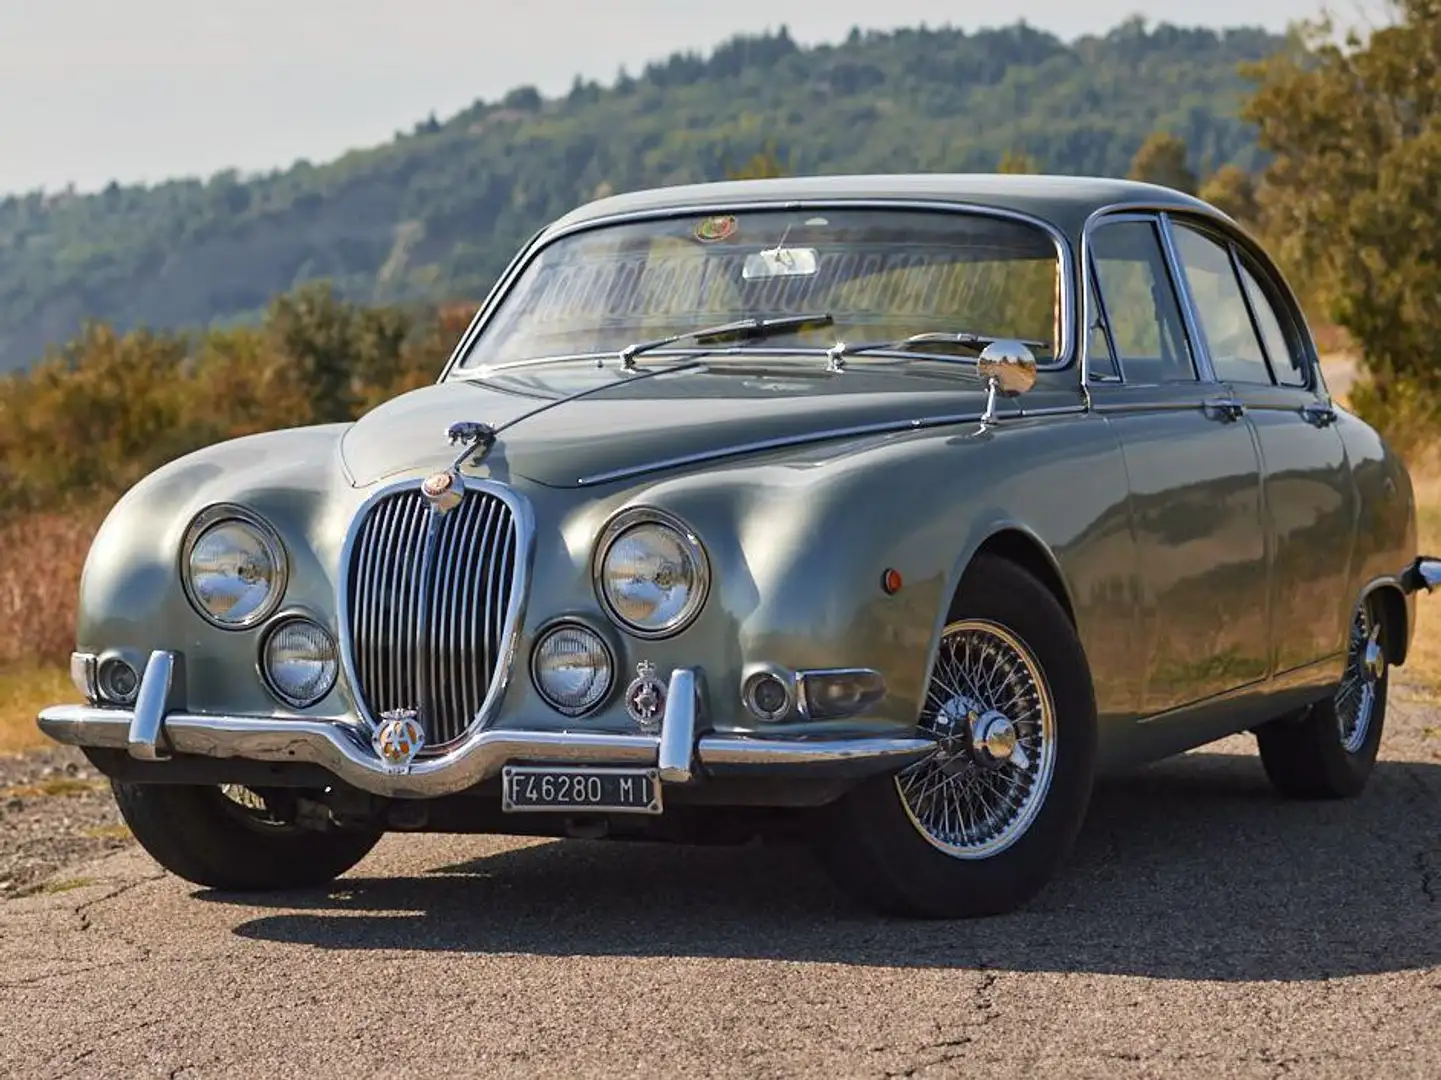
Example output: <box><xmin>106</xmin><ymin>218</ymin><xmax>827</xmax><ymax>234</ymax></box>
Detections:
<box><xmin>824</xmin><ymin>330</ymin><xmax>1048</xmax><ymax>372</ymax></box>
<box><xmin>617</xmin><ymin>313</ymin><xmax>835</xmax><ymax>369</ymax></box>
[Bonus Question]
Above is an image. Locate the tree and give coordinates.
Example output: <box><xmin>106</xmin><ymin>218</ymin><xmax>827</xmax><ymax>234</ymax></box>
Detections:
<box><xmin>1243</xmin><ymin>1</ymin><xmax>1441</xmax><ymax>439</ymax></box>
<box><xmin>996</xmin><ymin>149</ymin><xmax>1040</xmax><ymax>174</ymax></box>
<box><xmin>1127</xmin><ymin>132</ymin><xmax>1197</xmax><ymax>194</ymax></box>
<box><xmin>727</xmin><ymin>141</ymin><xmax>790</xmax><ymax>179</ymax></box>
<box><xmin>1198</xmin><ymin>164</ymin><xmax>1259</xmax><ymax>226</ymax></box>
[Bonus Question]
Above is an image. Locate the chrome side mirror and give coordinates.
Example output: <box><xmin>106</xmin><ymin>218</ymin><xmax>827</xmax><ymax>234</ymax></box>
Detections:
<box><xmin>977</xmin><ymin>340</ymin><xmax>1037</xmax><ymax>424</ymax></box>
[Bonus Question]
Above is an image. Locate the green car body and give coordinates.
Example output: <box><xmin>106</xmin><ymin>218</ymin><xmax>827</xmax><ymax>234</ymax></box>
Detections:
<box><xmin>38</xmin><ymin>175</ymin><xmax>1436</xmax><ymax>916</ymax></box>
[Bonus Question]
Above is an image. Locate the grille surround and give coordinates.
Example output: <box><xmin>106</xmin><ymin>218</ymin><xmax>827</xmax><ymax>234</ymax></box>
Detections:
<box><xmin>337</xmin><ymin>478</ymin><xmax>533</xmax><ymax>754</ymax></box>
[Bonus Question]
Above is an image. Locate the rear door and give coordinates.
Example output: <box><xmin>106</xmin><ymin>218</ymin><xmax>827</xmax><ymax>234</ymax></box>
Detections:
<box><xmin>1084</xmin><ymin>215</ymin><xmax>1270</xmax><ymax>718</ymax></box>
<box><xmin>1165</xmin><ymin>218</ymin><xmax>1356</xmax><ymax>692</ymax></box>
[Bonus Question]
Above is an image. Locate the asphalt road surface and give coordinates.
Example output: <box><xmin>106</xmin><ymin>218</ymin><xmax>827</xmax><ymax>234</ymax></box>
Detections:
<box><xmin>4</xmin><ymin>684</ymin><xmax>1439</xmax><ymax>1080</ymax></box>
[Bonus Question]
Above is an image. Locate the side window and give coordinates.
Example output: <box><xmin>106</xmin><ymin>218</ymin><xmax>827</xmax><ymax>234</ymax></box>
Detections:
<box><xmin>1239</xmin><ymin>261</ymin><xmax>1309</xmax><ymax>388</ymax></box>
<box><xmin>1085</xmin><ymin>266</ymin><xmax>1121</xmax><ymax>381</ymax></box>
<box><xmin>1170</xmin><ymin>224</ymin><xmax>1273</xmax><ymax>386</ymax></box>
<box><xmin>1090</xmin><ymin>221</ymin><xmax>1196</xmax><ymax>383</ymax></box>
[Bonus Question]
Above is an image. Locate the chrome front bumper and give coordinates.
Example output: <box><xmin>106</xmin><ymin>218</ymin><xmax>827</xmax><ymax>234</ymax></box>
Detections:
<box><xmin>38</xmin><ymin>652</ymin><xmax>936</xmax><ymax>799</ymax></box>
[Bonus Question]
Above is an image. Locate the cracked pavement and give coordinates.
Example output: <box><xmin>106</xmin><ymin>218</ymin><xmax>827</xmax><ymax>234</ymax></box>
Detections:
<box><xmin>4</xmin><ymin>683</ymin><xmax>1440</xmax><ymax>1079</ymax></box>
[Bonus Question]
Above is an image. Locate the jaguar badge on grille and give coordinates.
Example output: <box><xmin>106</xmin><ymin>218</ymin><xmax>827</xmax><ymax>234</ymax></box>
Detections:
<box><xmin>421</xmin><ymin>469</ymin><xmax>465</xmax><ymax>514</ymax></box>
<box><xmin>374</xmin><ymin>708</ymin><xmax>426</xmax><ymax>771</ymax></box>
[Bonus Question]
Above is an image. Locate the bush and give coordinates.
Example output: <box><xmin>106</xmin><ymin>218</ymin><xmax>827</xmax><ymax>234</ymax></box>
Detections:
<box><xmin>0</xmin><ymin>284</ymin><xmax>477</xmax><ymax>666</ymax></box>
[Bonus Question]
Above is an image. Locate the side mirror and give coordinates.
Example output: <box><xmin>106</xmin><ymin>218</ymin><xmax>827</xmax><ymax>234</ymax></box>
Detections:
<box><xmin>976</xmin><ymin>340</ymin><xmax>1037</xmax><ymax>423</ymax></box>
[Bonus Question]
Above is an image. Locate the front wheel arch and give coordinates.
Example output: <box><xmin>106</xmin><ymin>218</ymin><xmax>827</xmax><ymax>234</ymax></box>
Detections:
<box><xmin>969</xmin><ymin>528</ymin><xmax>1078</xmax><ymax>629</ymax></box>
<box><xmin>1364</xmin><ymin>582</ymin><xmax>1409</xmax><ymax>666</ymax></box>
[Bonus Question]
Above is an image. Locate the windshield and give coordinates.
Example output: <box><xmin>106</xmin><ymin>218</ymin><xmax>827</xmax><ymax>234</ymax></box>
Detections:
<box><xmin>457</xmin><ymin>207</ymin><xmax>1063</xmax><ymax>370</ymax></box>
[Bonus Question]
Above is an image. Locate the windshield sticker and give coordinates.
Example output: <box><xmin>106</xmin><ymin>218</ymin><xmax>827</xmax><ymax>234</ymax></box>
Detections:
<box><xmin>694</xmin><ymin>215</ymin><xmax>738</xmax><ymax>243</ymax></box>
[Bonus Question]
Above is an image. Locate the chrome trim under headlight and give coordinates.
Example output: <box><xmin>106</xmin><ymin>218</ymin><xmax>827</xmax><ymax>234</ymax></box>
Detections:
<box><xmin>180</xmin><ymin>505</ymin><xmax>289</xmax><ymax>630</ymax></box>
<box><xmin>592</xmin><ymin>507</ymin><xmax>711</xmax><ymax>639</ymax></box>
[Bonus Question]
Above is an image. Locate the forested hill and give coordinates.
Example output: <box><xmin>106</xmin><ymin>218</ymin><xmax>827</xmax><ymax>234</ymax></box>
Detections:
<box><xmin>0</xmin><ymin>18</ymin><xmax>1285</xmax><ymax>370</ymax></box>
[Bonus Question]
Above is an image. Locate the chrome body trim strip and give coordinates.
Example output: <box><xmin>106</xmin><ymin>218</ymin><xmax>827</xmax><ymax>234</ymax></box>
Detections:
<box><xmin>41</xmin><ymin>656</ymin><xmax>935</xmax><ymax>797</ymax></box>
<box><xmin>438</xmin><ymin>198</ymin><xmax>1079</xmax><ymax>381</ymax></box>
<box><xmin>574</xmin><ymin>409</ymin><xmax>989</xmax><ymax>486</ymax></box>
<box><xmin>127</xmin><ymin>650</ymin><xmax>175</xmax><ymax>762</ymax></box>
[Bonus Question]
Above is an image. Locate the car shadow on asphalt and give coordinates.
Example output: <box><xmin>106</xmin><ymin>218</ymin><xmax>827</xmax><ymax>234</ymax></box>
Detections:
<box><xmin>211</xmin><ymin>749</ymin><xmax>1441</xmax><ymax>981</ymax></box>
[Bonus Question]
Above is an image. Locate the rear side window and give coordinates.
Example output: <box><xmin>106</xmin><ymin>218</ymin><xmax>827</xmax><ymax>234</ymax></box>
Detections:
<box><xmin>1089</xmin><ymin>221</ymin><xmax>1196</xmax><ymax>383</ymax></box>
<box><xmin>1170</xmin><ymin>224</ymin><xmax>1274</xmax><ymax>386</ymax></box>
<box><xmin>1238</xmin><ymin>262</ymin><xmax>1309</xmax><ymax>388</ymax></box>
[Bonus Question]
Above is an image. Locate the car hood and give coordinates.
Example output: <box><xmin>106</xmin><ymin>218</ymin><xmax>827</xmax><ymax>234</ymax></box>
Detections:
<box><xmin>339</xmin><ymin>361</ymin><xmax>996</xmax><ymax>489</ymax></box>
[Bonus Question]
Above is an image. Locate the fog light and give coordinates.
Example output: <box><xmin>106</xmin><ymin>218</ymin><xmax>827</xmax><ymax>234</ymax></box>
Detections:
<box><xmin>742</xmin><ymin>671</ymin><xmax>794</xmax><ymax>722</ymax></box>
<box><xmin>798</xmin><ymin>669</ymin><xmax>887</xmax><ymax>719</ymax></box>
<box><xmin>261</xmin><ymin>617</ymin><xmax>338</xmax><ymax>708</ymax></box>
<box><xmin>97</xmin><ymin>657</ymin><xmax>139</xmax><ymax>705</ymax></box>
<box><xmin>531</xmin><ymin>622</ymin><xmax>614</xmax><ymax>716</ymax></box>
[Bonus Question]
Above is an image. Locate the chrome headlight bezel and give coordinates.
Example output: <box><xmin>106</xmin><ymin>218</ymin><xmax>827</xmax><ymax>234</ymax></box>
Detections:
<box><xmin>591</xmin><ymin>507</ymin><xmax>711</xmax><ymax>639</ymax></box>
<box><xmin>180</xmin><ymin>504</ymin><xmax>289</xmax><ymax>630</ymax></box>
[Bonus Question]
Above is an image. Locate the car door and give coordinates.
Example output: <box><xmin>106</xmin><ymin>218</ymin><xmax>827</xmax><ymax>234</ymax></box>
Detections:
<box><xmin>1083</xmin><ymin>215</ymin><xmax>1270</xmax><ymax>720</ymax></box>
<box><xmin>1165</xmin><ymin>219</ymin><xmax>1356</xmax><ymax>694</ymax></box>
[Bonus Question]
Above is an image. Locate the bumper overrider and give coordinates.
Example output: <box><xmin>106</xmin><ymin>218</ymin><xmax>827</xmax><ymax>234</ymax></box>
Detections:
<box><xmin>38</xmin><ymin>650</ymin><xmax>938</xmax><ymax>799</ymax></box>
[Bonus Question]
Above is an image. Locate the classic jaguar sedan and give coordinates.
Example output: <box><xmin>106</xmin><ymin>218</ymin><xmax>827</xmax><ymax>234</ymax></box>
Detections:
<box><xmin>37</xmin><ymin>174</ymin><xmax>1441</xmax><ymax>918</ymax></box>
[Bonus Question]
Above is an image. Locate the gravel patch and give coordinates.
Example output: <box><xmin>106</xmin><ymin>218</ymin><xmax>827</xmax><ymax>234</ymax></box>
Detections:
<box><xmin>0</xmin><ymin>745</ymin><xmax>130</xmax><ymax>898</ymax></box>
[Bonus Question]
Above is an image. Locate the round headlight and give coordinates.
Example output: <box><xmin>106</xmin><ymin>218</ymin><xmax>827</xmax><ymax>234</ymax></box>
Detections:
<box><xmin>182</xmin><ymin>508</ymin><xmax>287</xmax><ymax>629</ymax></box>
<box><xmin>531</xmin><ymin>622</ymin><xmax>614</xmax><ymax>716</ymax></box>
<box><xmin>595</xmin><ymin>510</ymin><xmax>710</xmax><ymax>638</ymax></box>
<box><xmin>261</xmin><ymin>617</ymin><xmax>338</xmax><ymax>708</ymax></box>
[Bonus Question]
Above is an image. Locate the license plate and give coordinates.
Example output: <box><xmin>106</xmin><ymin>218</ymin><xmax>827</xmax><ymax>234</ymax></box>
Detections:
<box><xmin>501</xmin><ymin>766</ymin><xmax>662</xmax><ymax>815</ymax></box>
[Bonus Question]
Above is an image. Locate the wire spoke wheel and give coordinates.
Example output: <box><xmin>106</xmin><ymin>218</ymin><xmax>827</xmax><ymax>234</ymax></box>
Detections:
<box><xmin>896</xmin><ymin>618</ymin><xmax>1058</xmax><ymax>859</ymax></box>
<box><xmin>1335</xmin><ymin>606</ymin><xmax>1384</xmax><ymax>755</ymax></box>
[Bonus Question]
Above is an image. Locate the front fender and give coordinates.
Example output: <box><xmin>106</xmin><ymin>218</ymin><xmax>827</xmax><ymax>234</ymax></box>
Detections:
<box><xmin>593</xmin><ymin>410</ymin><xmax>1133</xmax><ymax>738</ymax></box>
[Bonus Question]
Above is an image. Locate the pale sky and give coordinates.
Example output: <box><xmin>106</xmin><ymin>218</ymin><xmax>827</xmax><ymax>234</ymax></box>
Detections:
<box><xmin>0</xmin><ymin>1</ymin><xmax>1389</xmax><ymax>195</ymax></box>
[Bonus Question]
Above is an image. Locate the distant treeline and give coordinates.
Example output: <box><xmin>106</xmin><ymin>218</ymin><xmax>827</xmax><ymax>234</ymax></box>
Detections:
<box><xmin>0</xmin><ymin>286</ymin><xmax>474</xmax><ymax>517</ymax></box>
<box><xmin>0</xmin><ymin>18</ymin><xmax>1284</xmax><ymax>370</ymax></box>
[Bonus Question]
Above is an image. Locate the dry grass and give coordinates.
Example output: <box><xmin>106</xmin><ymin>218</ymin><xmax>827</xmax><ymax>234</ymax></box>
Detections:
<box><xmin>0</xmin><ymin>664</ymin><xmax>73</xmax><ymax>755</ymax></box>
<box><xmin>1399</xmin><ymin>453</ymin><xmax>1441</xmax><ymax>698</ymax></box>
<box><xmin>0</xmin><ymin>507</ymin><xmax>106</xmax><ymax>668</ymax></box>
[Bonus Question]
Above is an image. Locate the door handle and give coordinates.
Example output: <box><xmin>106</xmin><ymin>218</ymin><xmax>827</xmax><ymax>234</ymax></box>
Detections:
<box><xmin>1301</xmin><ymin>402</ymin><xmax>1337</xmax><ymax>428</ymax></box>
<box><xmin>1204</xmin><ymin>398</ymin><xmax>1245</xmax><ymax>423</ymax></box>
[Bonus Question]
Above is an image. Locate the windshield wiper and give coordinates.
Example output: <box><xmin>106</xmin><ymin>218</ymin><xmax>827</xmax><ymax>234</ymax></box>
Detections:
<box><xmin>618</xmin><ymin>313</ymin><xmax>835</xmax><ymax>369</ymax></box>
<box><xmin>823</xmin><ymin>330</ymin><xmax>1047</xmax><ymax>372</ymax></box>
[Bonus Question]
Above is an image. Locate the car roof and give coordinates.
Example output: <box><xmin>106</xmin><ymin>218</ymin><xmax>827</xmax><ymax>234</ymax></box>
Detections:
<box><xmin>543</xmin><ymin>174</ymin><xmax>1223</xmax><ymax>241</ymax></box>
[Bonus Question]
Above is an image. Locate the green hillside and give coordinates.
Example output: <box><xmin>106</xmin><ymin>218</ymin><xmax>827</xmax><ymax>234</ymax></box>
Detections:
<box><xmin>0</xmin><ymin>18</ymin><xmax>1285</xmax><ymax>370</ymax></box>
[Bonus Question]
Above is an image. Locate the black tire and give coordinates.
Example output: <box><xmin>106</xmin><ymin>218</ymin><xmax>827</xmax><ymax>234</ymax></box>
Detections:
<box><xmin>112</xmin><ymin>781</ymin><xmax>383</xmax><ymax>891</ymax></box>
<box><xmin>810</xmin><ymin>553</ymin><xmax>1098</xmax><ymax>919</ymax></box>
<box><xmin>1255</xmin><ymin>601</ymin><xmax>1388</xmax><ymax>800</ymax></box>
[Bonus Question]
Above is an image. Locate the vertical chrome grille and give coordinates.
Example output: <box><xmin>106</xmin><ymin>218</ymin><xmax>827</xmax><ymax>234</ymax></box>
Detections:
<box><xmin>345</xmin><ymin>487</ymin><xmax>519</xmax><ymax>749</ymax></box>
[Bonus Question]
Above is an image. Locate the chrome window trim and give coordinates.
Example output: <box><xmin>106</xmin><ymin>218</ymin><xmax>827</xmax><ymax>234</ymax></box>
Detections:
<box><xmin>335</xmin><ymin>475</ymin><xmax>537</xmax><ymax>742</ymax></box>
<box><xmin>436</xmin><ymin>198</ymin><xmax>1078</xmax><ymax>381</ymax></box>
<box><xmin>179</xmin><ymin>503</ymin><xmax>291</xmax><ymax>631</ymax></box>
<box><xmin>590</xmin><ymin>505</ymin><xmax>712</xmax><ymax>638</ymax></box>
<box><xmin>1156</xmin><ymin>211</ymin><xmax>1219</xmax><ymax>384</ymax></box>
<box><xmin>1081</xmin><ymin>209</ymin><xmax>1207</xmax><ymax>389</ymax></box>
<box><xmin>1221</xmin><ymin>237</ymin><xmax>1282</xmax><ymax>388</ymax></box>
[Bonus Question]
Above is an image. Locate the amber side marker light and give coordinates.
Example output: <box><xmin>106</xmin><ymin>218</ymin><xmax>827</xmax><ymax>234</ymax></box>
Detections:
<box><xmin>881</xmin><ymin>568</ymin><xmax>903</xmax><ymax>595</ymax></box>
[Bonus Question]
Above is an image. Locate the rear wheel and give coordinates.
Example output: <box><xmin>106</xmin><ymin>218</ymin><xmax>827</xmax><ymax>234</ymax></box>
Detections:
<box><xmin>810</xmin><ymin>554</ymin><xmax>1098</xmax><ymax>918</ymax></box>
<box><xmin>112</xmin><ymin>781</ymin><xmax>383</xmax><ymax>890</ymax></box>
<box><xmin>1255</xmin><ymin>600</ymin><xmax>1388</xmax><ymax>800</ymax></box>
